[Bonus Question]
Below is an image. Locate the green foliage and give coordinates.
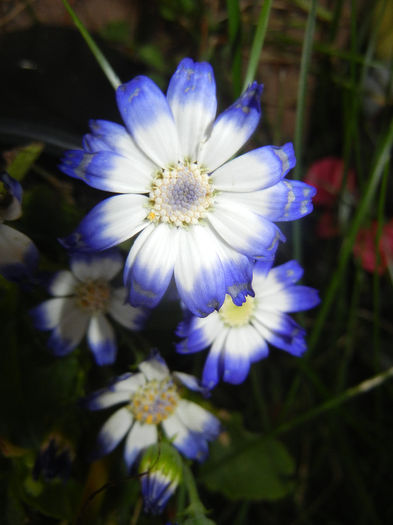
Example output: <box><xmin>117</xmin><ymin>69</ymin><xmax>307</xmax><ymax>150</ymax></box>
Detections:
<box><xmin>200</xmin><ymin>414</ymin><xmax>294</xmax><ymax>501</ymax></box>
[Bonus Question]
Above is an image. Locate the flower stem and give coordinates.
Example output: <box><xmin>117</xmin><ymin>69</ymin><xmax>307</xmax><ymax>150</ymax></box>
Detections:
<box><xmin>242</xmin><ymin>0</ymin><xmax>273</xmax><ymax>91</ymax></box>
<box><xmin>61</xmin><ymin>0</ymin><xmax>121</xmax><ymax>90</ymax></box>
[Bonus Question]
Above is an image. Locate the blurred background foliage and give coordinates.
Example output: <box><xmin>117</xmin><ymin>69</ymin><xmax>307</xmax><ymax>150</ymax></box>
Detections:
<box><xmin>1</xmin><ymin>0</ymin><xmax>393</xmax><ymax>523</ymax></box>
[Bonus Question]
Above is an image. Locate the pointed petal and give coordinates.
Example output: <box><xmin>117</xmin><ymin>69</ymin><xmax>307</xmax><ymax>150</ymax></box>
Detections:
<box><xmin>109</xmin><ymin>372</ymin><xmax>146</xmax><ymax>393</ymax></box>
<box><xmin>0</xmin><ymin>224</ymin><xmax>39</xmax><ymax>279</ymax></box>
<box><xmin>116</xmin><ymin>76</ymin><xmax>181</xmax><ymax>166</ymax></box>
<box><xmin>176</xmin><ymin>313</ymin><xmax>221</xmax><ymax>354</ymax></box>
<box><xmin>228</xmin><ymin>180</ymin><xmax>316</xmax><ymax>221</ymax></box>
<box><xmin>198</xmin><ymin>82</ymin><xmax>263</xmax><ymax>171</ymax></box>
<box><xmin>30</xmin><ymin>297</ymin><xmax>70</xmax><ymax>330</ymax></box>
<box><xmin>108</xmin><ymin>287</ymin><xmax>148</xmax><ymax>330</ymax></box>
<box><xmin>222</xmin><ymin>325</ymin><xmax>268</xmax><ymax>384</ymax></box>
<box><xmin>207</xmin><ymin>197</ymin><xmax>284</xmax><ymax>259</ymax></box>
<box><xmin>84</xmin><ymin>120</ymin><xmax>157</xmax><ymax>171</ymax></box>
<box><xmin>85</xmin><ymin>389</ymin><xmax>131</xmax><ymax>410</ymax></box>
<box><xmin>70</xmin><ymin>249</ymin><xmax>123</xmax><ymax>282</ymax></box>
<box><xmin>162</xmin><ymin>413</ymin><xmax>209</xmax><ymax>461</ymax></box>
<box><xmin>48</xmin><ymin>270</ymin><xmax>78</xmax><ymax>296</ymax></box>
<box><xmin>174</xmin><ymin>226</ymin><xmax>227</xmax><ymax>317</ymax></box>
<box><xmin>167</xmin><ymin>58</ymin><xmax>217</xmax><ymax>159</ymax></box>
<box><xmin>95</xmin><ymin>408</ymin><xmax>133</xmax><ymax>457</ymax></box>
<box><xmin>87</xmin><ymin>314</ymin><xmax>117</xmax><ymax>365</ymax></box>
<box><xmin>124</xmin><ymin>421</ymin><xmax>157</xmax><ymax>470</ymax></box>
<box><xmin>213</xmin><ymin>143</ymin><xmax>295</xmax><ymax>192</ymax></box>
<box><xmin>255</xmin><ymin>260</ymin><xmax>303</xmax><ymax>294</ymax></box>
<box><xmin>215</xmin><ymin>240</ymin><xmax>254</xmax><ymax>306</ymax></box>
<box><xmin>253</xmin><ymin>312</ymin><xmax>307</xmax><ymax>357</ymax></box>
<box><xmin>47</xmin><ymin>303</ymin><xmax>89</xmax><ymax>356</ymax></box>
<box><xmin>59</xmin><ymin>150</ymin><xmax>153</xmax><ymax>193</ymax></box>
<box><xmin>201</xmin><ymin>327</ymin><xmax>230</xmax><ymax>389</ymax></box>
<box><xmin>172</xmin><ymin>371</ymin><xmax>206</xmax><ymax>393</ymax></box>
<box><xmin>60</xmin><ymin>194</ymin><xmax>148</xmax><ymax>252</ymax></box>
<box><xmin>176</xmin><ymin>399</ymin><xmax>220</xmax><ymax>440</ymax></box>
<box><xmin>138</xmin><ymin>354</ymin><xmax>170</xmax><ymax>381</ymax></box>
<box><xmin>124</xmin><ymin>223</ymin><xmax>178</xmax><ymax>308</ymax></box>
<box><xmin>261</xmin><ymin>285</ymin><xmax>320</xmax><ymax>313</ymax></box>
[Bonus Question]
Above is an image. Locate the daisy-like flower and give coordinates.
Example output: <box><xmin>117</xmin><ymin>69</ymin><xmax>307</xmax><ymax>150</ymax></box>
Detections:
<box><xmin>85</xmin><ymin>353</ymin><xmax>220</xmax><ymax>469</ymax></box>
<box><xmin>30</xmin><ymin>250</ymin><xmax>148</xmax><ymax>365</ymax></box>
<box><xmin>176</xmin><ymin>260</ymin><xmax>320</xmax><ymax>389</ymax></box>
<box><xmin>60</xmin><ymin>57</ymin><xmax>316</xmax><ymax>317</ymax></box>
<box><xmin>139</xmin><ymin>443</ymin><xmax>182</xmax><ymax>515</ymax></box>
<box><xmin>0</xmin><ymin>171</ymin><xmax>38</xmax><ymax>281</ymax></box>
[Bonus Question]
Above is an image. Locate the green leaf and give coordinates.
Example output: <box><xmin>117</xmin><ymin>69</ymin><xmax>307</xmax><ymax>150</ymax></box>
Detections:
<box><xmin>6</xmin><ymin>142</ymin><xmax>44</xmax><ymax>182</ymax></box>
<box><xmin>199</xmin><ymin>415</ymin><xmax>294</xmax><ymax>501</ymax></box>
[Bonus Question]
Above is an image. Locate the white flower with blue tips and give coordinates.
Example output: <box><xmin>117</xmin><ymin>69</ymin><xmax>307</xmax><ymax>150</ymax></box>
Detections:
<box><xmin>85</xmin><ymin>353</ymin><xmax>220</xmax><ymax>469</ymax></box>
<box><xmin>177</xmin><ymin>260</ymin><xmax>320</xmax><ymax>389</ymax></box>
<box><xmin>60</xmin><ymin>58</ymin><xmax>316</xmax><ymax>317</ymax></box>
<box><xmin>0</xmin><ymin>171</ymin><xmax>38</xmax><ymax>281</ymax></box>
<box><xmin>30</xmin><ymin>250</ymin><xmax>147</xmax><ymax>365</ymax></box>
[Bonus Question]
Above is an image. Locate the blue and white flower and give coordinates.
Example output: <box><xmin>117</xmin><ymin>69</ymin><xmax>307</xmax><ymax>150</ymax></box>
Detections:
<box><xmin>139</xmin><ymin>442</ymin><xmax>182</xmax><ymax>515</ymax></box>
<box><xmin>0</xmin><ymin>171</ymin><xmax>38</xmax><ymax>281</ymax></box>
<box><xmin>30</xmin><ymin>250</ymin><xmax>148</xmax><ymax>365</ymax></box>
<box><xmin>60</xmin><ymin>57</ymin><xmax>316</xmax><ymax>317</ymax></box>
<box><xmin>177</xmin><ymin>260</ymin><xmax>320</xmax><ymax>389</ymax></box>
<box><xmin>85</xmin><ymin>353</ymin><xmax>220</xmax><ymax>469</ymax></box>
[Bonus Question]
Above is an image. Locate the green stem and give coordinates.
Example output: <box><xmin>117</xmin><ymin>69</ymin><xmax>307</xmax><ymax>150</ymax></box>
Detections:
<box><xmin>308</xmin><ymin>115</ymin><xmax>393</xmax><ymax>355</ymax></box>
<box><xmin>61</xmin><ymin>0</ymin><xmax>121</xmax><ymax>90</ymax></box>
<box><xmin>200</xmin><ymin>365</ymin><xmax>393</xmax><ymax>476</ymax></box>
<box><xmin>242</xmin><ymin>0</ymin><xmax>273</xmax><ymax>90</ymax></box>
<box><xmin>292</xmin><ymin>0</ymin><xmax>317</xmax><ymax>264</ymax></box>
<box><xmin>273</xmin><ymin>365</ymin><xmax>393</xmax><ymax>437</ymax></box>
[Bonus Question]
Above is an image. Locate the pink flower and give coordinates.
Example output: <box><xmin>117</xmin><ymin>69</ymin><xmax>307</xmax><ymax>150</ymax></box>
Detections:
<box><xmin>353</xmin><ymin>220</ymin><xmax>393</xmax><ymax>274</ymax></box>
<box><xmin>305</xmin><ymin>157</ymin><xmax>356</xmax><ymax>208</ymax></box>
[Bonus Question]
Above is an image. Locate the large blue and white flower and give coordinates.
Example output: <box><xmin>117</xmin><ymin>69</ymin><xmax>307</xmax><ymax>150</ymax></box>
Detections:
<box><xmin>0</xmin><ymin>171</ymin><xmax>38</xmax><ymax>281</ymax></box>
<box><xmin>177</xmin><ymin>260</ymin><xmax>320</xmax><ymax>389</ymax></box>
<box><xmin>30</xmin><ymin>250</ymin><xmax>148</xmax><ymax>365</ymax></box>
<box><xmin>85</xmin><ymin>353</ymin><xmax>220</xmax><ymax>469</ymax></box>
<box><xmin>60</xmin><ymin>58</ymin><xmax>316</xmax><ymax>317</ymax></box>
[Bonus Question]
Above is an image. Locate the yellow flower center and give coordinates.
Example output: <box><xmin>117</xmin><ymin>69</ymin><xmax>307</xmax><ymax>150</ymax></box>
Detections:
<box><xmin>130</xmin><ymin>378</ymin><xmax>179</xmax><ymax>425</ymax></box>
<box><xmin>219</xmin><ymin>294</ymin><xmax>256</xmax><ymax>327</ymax></box>
<box><xmin>75</xmin><ymin>279</ymin><xmax>111</xmax><ymax>313</ymax></box>
<box><xmin>147</xmin><ymin>161</ymin><xmax>214</xmax><ymax>227</ymax></box>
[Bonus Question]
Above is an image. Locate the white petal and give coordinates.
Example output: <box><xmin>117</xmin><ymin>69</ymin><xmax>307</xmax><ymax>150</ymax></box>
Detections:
<box><xmin>198</xmin><ymin>82</ymin><xmax>262</xmax><ymax>171</ymax></box>
<box><xmin>138</xmin><ymin>355</ymin><xmax>170</xmax><ymax>381</ymax></box>
<box><xmin>212</xmin><ymin>143</ymin><xmax>295</xmax><ymax>192</ymax></box>
<box><xmin>207</xmin><ymin>196</ymin><xmax>284</xmax><ymax>259</ymax></box>
<box><xmin>124</xmin><ymin>223</ymin><xmax>179</xmax><ymax>309</ymax></box>
<box><xmin>167</xmin><ymin>58</ymin><xmax>217</xmax><ymax>159</ymax></box>
<box><xmin>124</xmin><ymin>421</ymin><xmax>157</xmax><ymax>469</ymax></box>
<box><xmin>87</xmin><ymin>314</ymin><xmax>117</xmax><ymax>365</ymax></box>
<box><xmin>0</xmin><ymin>224</ymin><xmax>37</xmax><ymax>267</ymax></box>
<box><xmin>176</xmin><ymin>399</ymin><xmax>220</xmax><ymax>438</ymax></box>
<box><xmin>116</xmin><ymin>76</ymin><xmax>181</xmax><ymax>166</ymax></box>
<box><xmin>174</xmin><ymin>225</ymin><xmax>227</xmax><ymax>317</ymax></box>
<box><xmin>70</xmin><ymin>250</ymin><xmax>123</xmax><ymax>282</ymax></box>
<box><xmin>48</xmin><ymin>270</ymin><xmax>78</xmax><ymax>296</ymax></box>
<box><xmin>48</xmin><ymin>302</ymin><xmax>90</xmax><ymax>355</ymax></box>
<box><xmin>107</xmin><ymin>287</ymin><xmax>147</xmax><ymax>330</ymax></box>
<box><xmin>30</xmin><ymin>297</ymin><xmax>71</xmax><ymax>330</ymax></box>
<box><xmin>62</xmin><ymin>194</ymin><xmax>149</xmax><ymax>252</ymax></box>
<box><xmin>96</xmin><ymin>407</ymin><xmax>133</xmax><ymax>455</ymax></box>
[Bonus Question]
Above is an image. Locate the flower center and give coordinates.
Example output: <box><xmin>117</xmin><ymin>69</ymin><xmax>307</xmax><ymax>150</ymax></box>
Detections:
<box><xmin>147</xmin><ymin>161</ymin><xmax>214</xmax><ymax>227</ymax></box>
<box><xmin>75</xmin><ymin>279</ymin><xmax>111</xmax><ymax>313</ymax></box>
<box><xmin>219</xmin><ymin>294</ymin><xmax>256</xmax><ymax>327</ymax></box>
<box><xmin>130</xmin><ymin>378</ymin><xmax>179</xmax><ymax>425</ymax></box>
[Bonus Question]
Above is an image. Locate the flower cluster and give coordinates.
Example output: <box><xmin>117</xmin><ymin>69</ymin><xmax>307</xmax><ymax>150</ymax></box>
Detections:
<box><xmin>30</xmin><ymin>250</ymin><xmax>148</xmax><ymax>365</ymax></box>
<box><xmin>1</xmin><ymin>57</ymin><xmax>321</xmax><ymax>517</ymax></box>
